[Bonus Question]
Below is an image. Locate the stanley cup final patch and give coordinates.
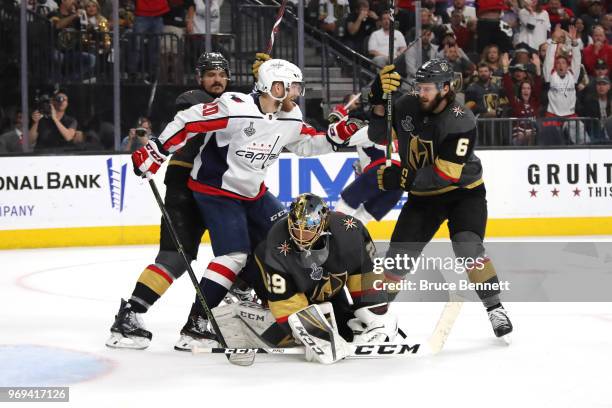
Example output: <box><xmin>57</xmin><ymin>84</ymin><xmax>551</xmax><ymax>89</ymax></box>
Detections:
<box><xmin>243</xmin><ymin>122</ymin><xmax>256</xmax><ymax>137</ymax></box>
<box><xmin>401</xmin><ymin>115</ymin><xmax>415</xmax><ymax>132</ymax></box>
<box><xmin>310</xmin><ymin>263</ymin><xmax>324</xmax><ymax>281</ymax></box>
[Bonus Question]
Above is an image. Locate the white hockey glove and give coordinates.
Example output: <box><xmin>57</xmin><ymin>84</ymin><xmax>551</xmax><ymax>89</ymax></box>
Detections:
<box><xmin>349</xmin><ymin>304</ymin><xmax>398</xmax><ymax>344</ymax></box>
<box><xmin>288</xmin><ymin>303</ymin><xmax>350</xmax><ymax>364</ymax></box>
<box><xmin>326</xmin><ymin>116</ymin><xmax>366</xmax><ymax>149</ymax></box>
<box><xmin>131</xmin><ymin>139</ymin><xmax>168</xmax><ymax>178</ymax></box>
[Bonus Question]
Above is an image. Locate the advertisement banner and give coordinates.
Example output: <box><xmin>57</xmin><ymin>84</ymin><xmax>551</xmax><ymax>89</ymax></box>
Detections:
<box><xmin>0</xmin><ymin>149</ymin><xmax>610</xmax><ymax>247</ymax></box>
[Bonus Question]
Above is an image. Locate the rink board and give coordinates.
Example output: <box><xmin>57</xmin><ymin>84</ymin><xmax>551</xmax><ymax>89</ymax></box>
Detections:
<box><xmin>0</xmin><ymin>149</ymin><xmax>611</xmax><ymax>248</ymax></box>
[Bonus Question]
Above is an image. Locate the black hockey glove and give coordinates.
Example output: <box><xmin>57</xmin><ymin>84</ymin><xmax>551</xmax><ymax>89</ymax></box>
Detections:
<box><xmin>368</xmin><ymin>65</ymin><xmax>401</xmax><ymax>106</ymax></box>
<box><xmin>377</xmin><ymin>164</ymin><xmax>413</xmax><ymax>191</ymax></box>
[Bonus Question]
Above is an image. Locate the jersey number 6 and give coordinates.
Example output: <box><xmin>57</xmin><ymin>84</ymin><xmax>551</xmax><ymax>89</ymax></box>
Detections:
<box><xmin>456</xmin><ymin>138</ymin><xmax>469</xmax><ymax>156</ymax></box>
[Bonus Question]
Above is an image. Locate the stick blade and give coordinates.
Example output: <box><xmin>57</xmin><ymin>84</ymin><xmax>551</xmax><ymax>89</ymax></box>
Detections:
<box><xmin>227</xmin><ymin>352</ymin><xmax>256</xmax><ymax>366</ymax></box>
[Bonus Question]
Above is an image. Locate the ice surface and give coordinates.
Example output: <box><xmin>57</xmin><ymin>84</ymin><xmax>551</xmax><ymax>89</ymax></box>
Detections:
<box><xmin>0</xmin><ymin>243</ymin><xmax>610</xmax><ymax>408</ymax></box>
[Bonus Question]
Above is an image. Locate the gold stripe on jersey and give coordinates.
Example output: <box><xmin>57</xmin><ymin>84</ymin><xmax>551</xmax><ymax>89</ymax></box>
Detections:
<box><xmin>410</xmin><ymin>178</ymin><xmax>484</xmax><ymax>196</ymax></box>
<box><xmin>347</xmin><ymin>272</ymin><xmax>379</xmax><ymax>294</ymax></box>
<box><xmin>168</xmin><ymin>160</ymin><xmax>194</xmax><ymax>169</ymax></box>
<box><xmin>138</xmin><ymin>268</ymin><xmax>171</xmax><ymax>296</ymax></box>
<box><xmin>268</xmin><ymin>293</ymin><xmax>309</xmax><ymax>320</ymax></box>
<box><xmin>467</xmin><ymin>260</ymin><xmax>497</xmax><ymax>284</ymax></box>
<box><xmin>434</xmin><ymin>157</ymin><xmax>464</xmax><ymax>180</ymax></box>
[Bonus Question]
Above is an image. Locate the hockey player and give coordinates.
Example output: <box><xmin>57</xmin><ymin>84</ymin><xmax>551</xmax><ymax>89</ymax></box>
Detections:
<box><xmin>131</xmin><ymin>59</ymin><xmax>360</xmax><ymax>350</ymax></box>
<box><xmin>368</xmin><ymin>59</ymin><xmax>513</xmax><ymax>339</ymax></box>
<box><xmin>236</xmin><ymin>193</ymin><xmax>397</xmax><ymax>364</ymax></box>
<box><xmin>328</xmin><ymin>97</ymin><xmax>404</xmax><ymax>224</ymax></box>
<box><xmin>106</xmin><ymin>52</ymin><xmax>231</xmax><ymax>350</ymax></box>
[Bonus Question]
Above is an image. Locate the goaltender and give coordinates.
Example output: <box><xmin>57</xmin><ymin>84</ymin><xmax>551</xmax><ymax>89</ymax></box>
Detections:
<box><xmin>236</xmin><ymin>193</ymin><xmax>397</xmax><ymax>364</ymax></box>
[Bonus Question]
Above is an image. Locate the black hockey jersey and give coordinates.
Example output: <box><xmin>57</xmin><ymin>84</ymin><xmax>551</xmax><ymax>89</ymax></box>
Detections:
<box><xmin>368</xmin><ymin>94</ymin><xmax>484</xmax><ymax>196</ymax></box>
<box><xmin>253</xmin><ymin>212</ymin><xmax>386</xmax><ymax>327</ymax></box>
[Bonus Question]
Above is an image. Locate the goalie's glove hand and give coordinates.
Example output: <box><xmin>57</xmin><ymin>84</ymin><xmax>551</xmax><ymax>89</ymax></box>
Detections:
<box><xmin>252</xmin><ymin>52</ymin><xmax>271</xmax><ymax>81</ymax></box>
<box><xmin>327</xmin><ymin>104</ymin><xmax>348</xmax><ymax>124</ymax></box>
<box><xmin>132</xmin><ymin>139</ymin><xmax>168</xmax><ymax>178</ymax></box>
<box><xmin>327</xmin><ymin>116</ymin><xmax>366</xmax><ymax>149</ymax></box>
<box><xmin>349</xmin><ymin>304</ymin><xmax>398</xmax><ymax>344</ymax></box>
<box><xmin>369</xmin><ymin>64</ymin><xmax>401</xmax><ymax>106</ymax></box>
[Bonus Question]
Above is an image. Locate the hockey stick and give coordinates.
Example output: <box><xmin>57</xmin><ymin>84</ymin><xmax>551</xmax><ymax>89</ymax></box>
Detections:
<box><xmin>148</xmin><ymin>179</ymin><xmax>255</xmax><ymax>366</ymax></box>
<box><xmin>427</xmin><ymin>293</ymin><xmax>464</xmax><ymax>354</ymax></box>
<box><xmin>343</xmin><ymin>92</ymin><xmax>362</xmax><ymax>112</ymax></box>
<box><xmin>146</xmin><ymin>79</ymin><xmax>158</xmax><ymax>118</ymax></box>
<box><xmin>193</xmin><ymin>342</ymin><xmax>422</xmax><ymax>359</ymax></box>
<box><xmin>265</xmin><ymin>0</ymin><xmax>289</xmax><ymax>55</ymax></box>
<box><xmin>385</xmin><ymin>0</ymin><xmax>396</xmax><ymax>165</ymax></box>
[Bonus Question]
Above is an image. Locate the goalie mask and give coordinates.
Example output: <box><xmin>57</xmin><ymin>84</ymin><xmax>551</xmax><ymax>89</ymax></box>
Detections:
<box><xmin>255</xmin><ymin>59</ymin><xmax>305</xmax><ymax>102</ymax></box>
<box><xmin>288</xmin><ymin>193</ymin><xmax>329</xmax><ymax>252</ymax></box>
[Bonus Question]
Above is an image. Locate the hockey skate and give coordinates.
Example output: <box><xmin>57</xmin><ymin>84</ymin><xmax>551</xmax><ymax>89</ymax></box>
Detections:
<box><xmin>105</xmin><ymin>299</ymin><xmax>152</xmax><ymax>350</ymax></box>
<box><xmin>174</xmin><ymin>314</ymin><xmax>219</xmax><ymax>351</ymax></box>
<box><xmin>487</xmin><ymin>305</ymin><xmax>513</xmax><ymax>344</ymax></box>
<box><xmin>224</xmin><ymin>280</ymin><xmax>258</xmax><ymax>305</ymax></box>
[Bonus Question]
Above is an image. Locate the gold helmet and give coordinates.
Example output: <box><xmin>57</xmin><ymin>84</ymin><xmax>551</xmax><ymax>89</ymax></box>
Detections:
<box><xmin>288</xmin><ymin>193</ymin><xmax>329</xmax><ymax>251</ymax></box>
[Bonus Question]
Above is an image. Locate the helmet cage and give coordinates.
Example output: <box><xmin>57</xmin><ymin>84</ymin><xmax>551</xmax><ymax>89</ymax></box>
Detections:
<box><xmin>288</xmin><ymin>194</ymin><xmax>329</xmax><ymax>251</ymax></box>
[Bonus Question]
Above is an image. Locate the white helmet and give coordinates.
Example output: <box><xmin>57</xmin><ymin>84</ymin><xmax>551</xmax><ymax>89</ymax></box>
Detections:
<box><xmin>255</xmin><ymin>59</ymin><xmax>305</xmax><ymax>101</ymax></box>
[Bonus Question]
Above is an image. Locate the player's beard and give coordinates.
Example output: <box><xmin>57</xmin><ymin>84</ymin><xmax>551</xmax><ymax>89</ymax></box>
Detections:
<box><xmin>281</xmin><ymin>96</ymin><xmax>296</xmax><ymax>112</ymax></box>
<box><xmin>207</xmin><ymin>82</ymin><xmax>226</xmax><ymax>98</ymax></box>
<box><xmin>419</xmin><ymin>92</ymin><xmax>444</xmax><ymax>113</ymax></box>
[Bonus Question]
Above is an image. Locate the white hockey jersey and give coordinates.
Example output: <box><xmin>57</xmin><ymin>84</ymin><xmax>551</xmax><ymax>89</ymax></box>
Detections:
<box><xmin>156</xmin><ymin>92</ymin><xmax>333</xmax><ymax>199</ymax></box>
<box><xmin>543</xmin><ymin>41</ymin><xmax>581</xmax><ymax>116</ymax></box>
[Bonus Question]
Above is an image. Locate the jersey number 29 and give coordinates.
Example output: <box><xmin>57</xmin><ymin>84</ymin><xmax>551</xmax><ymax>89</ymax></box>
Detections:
<box><xmin>265</xmin><ymin>273</ymin><xmax>286</xmax><ymax>294</ymax></box>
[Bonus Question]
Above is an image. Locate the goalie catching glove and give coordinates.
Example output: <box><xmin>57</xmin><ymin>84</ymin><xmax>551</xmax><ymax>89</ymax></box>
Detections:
<box><xmin>348</xmin><ymin>304</ymin><xmax>398</xmax><ymax>344</ymax></box>
<box><xmin>369</xmin><ymin>64</ymin><xmax>401</xmax><ymax>106</ymax></box>
<box><xmin>288</xmin><ymin>303</ymin><xmax>350</xmax><ymax>364</ymax></box>
<box><xmin>326</xmin><ymin>116</ymin><xmax>366</xmax><ymax>149</ymax></box>
<box><xmin>132</xmin><ymin>139</ymin><xmax>168</xmax><ymax>178</ymax></box>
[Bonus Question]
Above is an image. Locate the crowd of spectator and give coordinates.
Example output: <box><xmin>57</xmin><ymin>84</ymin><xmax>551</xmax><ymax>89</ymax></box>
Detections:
<box><xmin>2</xmin><ymin>0</ymin><xmax>612</xmax><ymax>154</ymax></box>
<box><xmin>300</xmin><ymin>0</ymin><xmax>612</xmax><ymax>144</ymax></box>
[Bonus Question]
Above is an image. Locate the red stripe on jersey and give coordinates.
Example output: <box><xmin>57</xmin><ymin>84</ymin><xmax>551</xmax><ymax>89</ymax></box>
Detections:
<box><xmin>434</xmin><ymin>164</ymin><xmax>460</xmax><ymax>183</ymax></box>
<box><xmin>384</xmin><ymin>272</ymin><xmax>402</xmax><ymax>282</ymax></box>
<box><xmin>300</xmin><ymin>123</ymin><xmax>325</xmax><ymax>137</ymax></box>
<box><xmin>162</xmin><ymin>117</ymin><xmax>229</xmax><ymax>151</ymax></box>
<box><xmin>362</xmin><ymin>158</ymin><xmax>402</xmax><ymax>173</ymax></box>
<box><xmin>187</xmin><ymin>179</ymin><xmax>268</xmax><ymax>201</ymax></box>
<box><xmin>275</xmin><ymin>315</ymin><xmax>289</xmax><ymax>324</ymax></box>
<box><xmin>208</xmin><ymin>262</ymin><xmax>237</xmax><ymax>282</ymax></box>
<box><xmin>148</xmin><ymin>265</ymin><xmax>173</xmax><ymax>284</ymax></box>
<box><xmin>349</xmin><ymin>288</ymin><xmax>379</xmax><ymax>298</ymax></box>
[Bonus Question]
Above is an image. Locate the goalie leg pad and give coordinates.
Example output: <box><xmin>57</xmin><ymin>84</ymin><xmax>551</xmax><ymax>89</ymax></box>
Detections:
<box><xmin>288</xmin><ymin>303</ymin><xmax>349</xmax><ymax>364</ymax></box>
